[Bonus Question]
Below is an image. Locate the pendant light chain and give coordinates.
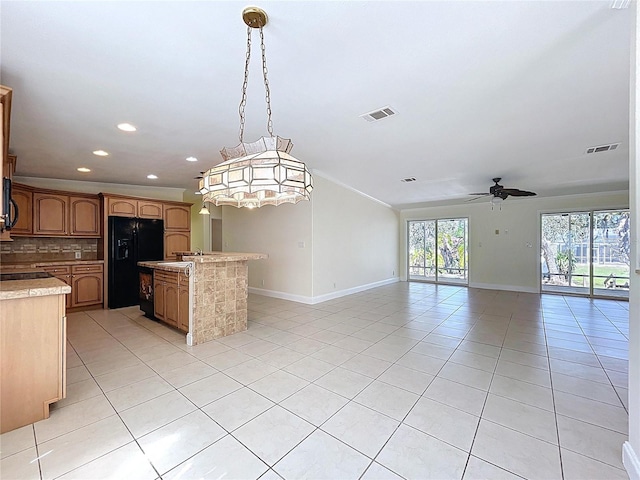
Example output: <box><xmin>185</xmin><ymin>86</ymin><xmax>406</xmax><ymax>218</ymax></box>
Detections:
<box><xmin>259</xmin><ymin>26</ymin><xmax>274</xmax><ymax>138</ymax></box>
<box><xmin>238</xmin><ymin>26</ymin><xmax>252</xmax><ymax>143</ymax></box>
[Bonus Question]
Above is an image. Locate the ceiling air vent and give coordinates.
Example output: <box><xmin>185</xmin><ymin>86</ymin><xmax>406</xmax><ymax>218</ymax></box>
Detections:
<box><xmin>401</xmin><ymin>177</ymin><xmax>416</xmax><ymax>183</ymax></box>
<box><xmin>361</xmin><ymin>106</ymin><xmax>397</xmax><ymax>122</ymax></box>
<box><xmin>586</xmin><ymin>143</ymin><xmax>621</xmax><ymax>154</ymax></box>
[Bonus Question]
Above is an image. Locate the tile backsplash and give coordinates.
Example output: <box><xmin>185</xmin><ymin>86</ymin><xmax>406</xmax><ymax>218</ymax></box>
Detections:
<box><xmin>1</xmin><ymin>237</ymin><xmax>99</xmax><ymax>263</ymax></box>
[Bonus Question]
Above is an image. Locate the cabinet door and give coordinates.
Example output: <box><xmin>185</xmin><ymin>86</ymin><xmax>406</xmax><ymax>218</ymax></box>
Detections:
<box><xmin>34</xmin><ymin>193</ymin><xmax>68</xmax><ymax>235</ymax></box>
<box><xmin>153</xmin><ymin>278</ymin><xmax>165</xmax><ymax>320</ymax></box>
<box><xmin>163</xmin><ymin>205</ymin><xmax>190</xmax><ymax>231</ymax></box>
<box><xmin>178</xmin><ymin>283</ymin><xmax>189</xmax><ymax>332</ymax></box>
<box><xmin>164</xmin><ymin>232</ymin><xmax>191</xmax><ymax>260</ymax></box>
<box><xmin>69</xmin><ymin>196</ymin><xmax>100</xmax><ymax>237</ymax></box>
<box><xmin>71</xmin><ymin>272</ymin><xmax>103</xmax><ymax>307</ymax></box>
<box><xmin>40</xmin><ymin>266</ymin><xmax>72</xmax><ymax>307</ymax></box>
<box><xmin>107</xmin><ymin>198</ymin><xmax>137</xmax><ymax>217</ymax></box>
<box><xmin>164</xmin><ymin>282</ymin><xmax>179</xmax><ymax>328</ymax></box>
<box><xmin>10</xmin><ymin>186</ymin><xmax>32</xmax><ymax>235</ymax></box>
<box><xmin>137</xmin><ymin>201</ymin><xmax>163</xmax><ymax>219</ymax></box>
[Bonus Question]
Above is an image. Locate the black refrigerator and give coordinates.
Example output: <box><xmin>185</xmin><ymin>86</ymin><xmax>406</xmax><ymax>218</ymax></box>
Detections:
<box><xmin>108</xmin><ymin>217</ymin><xmax>164</xmax><ymax>309</ymax></box>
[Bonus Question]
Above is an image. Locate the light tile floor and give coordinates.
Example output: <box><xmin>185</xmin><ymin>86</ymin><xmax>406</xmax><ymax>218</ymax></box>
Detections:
<box><xmin>0</xmin><ymin>283</ymin><xmax>631</xmax><ymax>480</ymax></box>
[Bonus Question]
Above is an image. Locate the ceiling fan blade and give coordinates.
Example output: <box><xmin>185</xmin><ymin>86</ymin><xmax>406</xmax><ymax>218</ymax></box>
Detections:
<box><xmin>468</xmin><ymin>193</ymin><xmax>491</xmax><ymax>196</ymax></box>
<box><xmin>466</xmin><ymin>194</ymin><xmax>490</xmax><ymax>202</ymax></box>
<box><xmin>501</xmin><ymin>188</ymin><xmax>536</xmax><ymax>197</ymax></box>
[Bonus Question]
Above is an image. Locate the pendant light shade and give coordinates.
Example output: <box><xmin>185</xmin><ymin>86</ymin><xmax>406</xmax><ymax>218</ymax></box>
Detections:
<box><xmin>199</xmin><ymin>136</ymin><xmax>312</xmax><ymax>208</ymax></box>
<box><xmin>199</xmin><ymin>7</ymin><xmax>312</xmax><ymax>209</ymax></box>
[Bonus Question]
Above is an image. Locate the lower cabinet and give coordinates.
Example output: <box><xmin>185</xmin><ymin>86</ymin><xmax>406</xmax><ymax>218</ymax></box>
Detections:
<box><xmin>39</xmin><ymin>263</ymin><xmax>103</xmax><ymax>310</ymax></box>
<box><xmin>154</xmin><ymin>269</ymin><xmax>189</xmax><ymax>332</ymax></box>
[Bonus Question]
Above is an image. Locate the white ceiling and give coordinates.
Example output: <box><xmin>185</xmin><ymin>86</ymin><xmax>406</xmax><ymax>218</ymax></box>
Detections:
<box><xmin>0</xmin><ymin>1</ymin><xmax>631</xmax><ymax>209</ymax></box>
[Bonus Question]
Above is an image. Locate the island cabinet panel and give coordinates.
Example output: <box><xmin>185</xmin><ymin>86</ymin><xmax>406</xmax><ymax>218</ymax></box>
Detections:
<box><xmin>34</xmin><ymin>193</ymin><xmax>68</xmax><ymax>235</ymax></box>
<box><xmin>164</xmin><ymin>232</ymin><xmax>191</xmax><ymax>260</ymax></box>
<box><xmin>69</xmin><ymin>196</ymin><xmax>100</xmax><ymax>237</ymax></box>
<box><xmin>0</xmin><ymin>294</ymin><xmax>66</xmax><ymax>434</ymax></box>
<box><xmin>164</xmin><ymin>282</ymin><xmax>179</xmax><ymax>328</ymax></box>
<box><xmin>178</xmin><ymin>281</ymin><xmax>190</xmax><ymax>332</ymax></box>
<box><xmin>107</xmin><ymin>198</ymin><xmax>137</xmax><ymax>217</ymax></box>
<box><xmin>137</xmin><ymin>201</ymin><xmax>163</xmax><ymax>219</ymax></box>
<box><xmin>163</xmin><ymin>205</ymin><xmax>190</xmax><ymax>231</ymax></box>
<box><xmin>10</xmin><ymin>184</ymin><xmax>32</xmax><ymax>235</ymax></box>
<box><xmin>154</xmin><ymin>275</ymin><xmax>166</xmax><ymax>321</ymax></box>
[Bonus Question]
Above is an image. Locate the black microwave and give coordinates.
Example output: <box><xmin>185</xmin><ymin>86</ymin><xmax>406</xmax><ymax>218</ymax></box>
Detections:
<box><xmin>2</xmin><ymin>177</ymin><xmax>18</xmax><ymax>230</ymax></box>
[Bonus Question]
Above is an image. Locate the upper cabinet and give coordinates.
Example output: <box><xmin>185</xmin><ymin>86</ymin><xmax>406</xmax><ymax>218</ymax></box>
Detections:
<box><xmin>164</xmin><ymin>204</ymin><xmax>190</xmax><ymax>231</ymax></box>
<box><xmin>34</xmin><ymin>193</ymin><xmax>68</xmax><ymax>235</ymax></box>
<box><xmin>69</xmin><ymin>196</ymin><xmax>100</xmax><ymax>236</ymax></box>
<box><xmin>106</xmin><ymin>196</ymin><xmax>162</xmax><ymax>219</ymax></box>
<box><xmin>17</xmin><ymin>187</ymin><xmax>101</xmax><ymax>238</ymax></box>
<box><xmin>10</xmin><ymin>183</ymin><xmax>32</xmax><ymax>235</ymax></box>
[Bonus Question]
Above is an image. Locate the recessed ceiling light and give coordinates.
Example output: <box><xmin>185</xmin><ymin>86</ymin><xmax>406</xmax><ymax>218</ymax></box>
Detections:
<box><xmin>147</xmin><ymin>174</ymin><xmax>158</xmax><ymax>179</ymax></box>
<box><xmin>117</xmin><ymin>123</ymin><xmax>137</xmax><ymax>132</ymax></box>
<box><xmin>186</xmin><ymin>156</ymin><xmax>198</xmax><ymax>162</ymax></box>
<box><xmin>77</xmin><ymin>167</ymin><xmax>91</xmax><ymax>173</ymax></box>
<box><xmin>93</xmin><ymin>150</ymin><xmax>109</xmax><ymax>156</ymax></box>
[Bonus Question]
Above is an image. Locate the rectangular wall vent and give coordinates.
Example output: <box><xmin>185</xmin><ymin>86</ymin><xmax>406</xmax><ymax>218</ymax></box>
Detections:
<box><xmin>401</xmin><ymin>177</ymin><xmax>416</xmax><ymax>183</ymax></box>
<box><xmin>586</xmin><ymin>143</ymin><xmax>621</xmax><ymax>154</ymax></box>
<box><xmin>361</xmin><ymin>106</ymin><xmax>397</xmax><ymax>122</ymax></box>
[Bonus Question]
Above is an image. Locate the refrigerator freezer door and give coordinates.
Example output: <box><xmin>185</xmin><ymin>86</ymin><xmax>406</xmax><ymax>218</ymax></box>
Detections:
<box><xmin>135</xmin><ymin>219</ymin><xmax>164</xmax><ymax>261</ymax></box>
<box><xmin>108</xmin><ymin>216</ymin><xmax>139</xmax><ymax>309</ymax></box>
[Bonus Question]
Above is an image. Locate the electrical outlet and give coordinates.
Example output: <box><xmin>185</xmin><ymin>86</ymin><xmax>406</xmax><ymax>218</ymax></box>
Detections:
<box><xmin>74</xmin><ymin>251</ymin><xmax>81</xmax><ymax>259</ymax></box>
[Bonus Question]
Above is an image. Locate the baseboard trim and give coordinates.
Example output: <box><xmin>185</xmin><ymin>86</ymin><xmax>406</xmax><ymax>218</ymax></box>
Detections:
<box><xmin>249</xmin><ymin>277</ymin><xmax>400</xmax><ymax>305</ymax></box>
<box><xmin>468</xmin><ymin>282</ymin><xmax>539</xmax><ymax>294</ymax></box>
<box><xmin>624</xmin><ymin>441</ymin><xmax>640</xmax><ymax>480</ymax></box>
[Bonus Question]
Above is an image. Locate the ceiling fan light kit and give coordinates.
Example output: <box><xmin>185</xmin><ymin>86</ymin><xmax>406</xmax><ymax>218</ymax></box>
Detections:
<box><xmin>199</xmin><ymin>6</ymin><xmax>313</xmax><ymax>209</ymax></box>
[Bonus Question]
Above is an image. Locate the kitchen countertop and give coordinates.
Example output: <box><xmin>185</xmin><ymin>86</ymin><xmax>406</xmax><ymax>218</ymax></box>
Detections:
<box><xmin>1</xmin><ymin>260</ymin><xmax>104</xmax><ymax>270</ymax></box>
<box><xmin>0</xmin><ymin>276</ymin><xmax>71</xmax><ymax>300</ymax></box>
<box><xmin>138</xmin><ymin>261</ymin><xmax>193</xmax><ymax>273</ymax></box>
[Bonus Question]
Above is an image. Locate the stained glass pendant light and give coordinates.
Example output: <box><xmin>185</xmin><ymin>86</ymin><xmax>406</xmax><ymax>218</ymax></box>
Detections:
<box><xmin>199</xmin><ymin>7</ymin><xmax>313</xmax><ymax>209</ymax></box>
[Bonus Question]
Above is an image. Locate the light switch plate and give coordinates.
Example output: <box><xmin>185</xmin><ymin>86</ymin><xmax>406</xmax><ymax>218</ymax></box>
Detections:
<box><xmin>74</xmin><ymin>251</ymin><xmax>81</xmax><ymax>259</ymax></box>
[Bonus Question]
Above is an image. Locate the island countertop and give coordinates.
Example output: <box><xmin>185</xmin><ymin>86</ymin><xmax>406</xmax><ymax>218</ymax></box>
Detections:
<box><xmin>175</xmin><ymin>251</ymin><xmax>268</xmax><ymax>262</ymax></box>
<box><xmin>0</xmin><ymin>276</ymin><xmax>71</xmax><ymax>300</ymax></box>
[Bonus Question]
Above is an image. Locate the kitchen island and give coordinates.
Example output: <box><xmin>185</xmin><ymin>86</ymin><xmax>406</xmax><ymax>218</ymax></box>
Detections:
<box><xmin>139</xmin><ymin>251</ymin><xmax>266</xmax><ymax>345</ymax></box>
<box><xmin>0</xmin><ymin>272</ymin><xmax>70</xmax><ymax>433</ymax></box>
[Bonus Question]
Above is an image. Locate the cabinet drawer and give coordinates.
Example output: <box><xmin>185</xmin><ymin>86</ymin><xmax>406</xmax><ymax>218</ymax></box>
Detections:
<box><xmin>39</xmin><ymin>265</ymin><xmax>71</xmax><ymax>275</ymax></box>
<box><xmin>155</xmin><ymin>270</ymin><xmax>179</xmax><ymax>283</ymax></box>
<box><xmin>71</xmin><ymin>264</ymin><xmax>103</xmax><ymax>274</ymax></box>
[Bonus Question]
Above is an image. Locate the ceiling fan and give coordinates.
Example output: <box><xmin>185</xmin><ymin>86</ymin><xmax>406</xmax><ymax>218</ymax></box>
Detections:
<box><xmin>468</xmin><ymin>177</ymin><xmax>536</xmax><ymax>203</ymax></box>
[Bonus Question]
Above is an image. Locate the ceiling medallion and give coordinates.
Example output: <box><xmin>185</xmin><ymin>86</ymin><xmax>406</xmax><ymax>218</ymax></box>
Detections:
<box><xmin>199</xmin><ymin>6</ymin><xmax>312</xmax><ymax>209</ymax></box>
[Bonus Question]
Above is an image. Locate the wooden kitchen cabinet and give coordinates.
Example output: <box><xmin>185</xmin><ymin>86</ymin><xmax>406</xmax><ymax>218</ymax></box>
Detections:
<box><xmin>71</xmin><ymin>264</ymin><xmax>103</xmax><ymax>308</ymax></box>
<box><xmin>164</xmin><ymin>231</ymin><xmax>191</xmax><ymax>260</ymax></box>
<box><xmin>10</xmin><ymin>184</ymin><xmax>32</xmax><ymax>235</ymax></box>
<box><xmin>153</xmin><ymin>269</ymin><xmax>189</xmax><ymax>332</ymax></box>
<box><xmin>137</xmin><ymin>200</ymin><xmax>163</xmax><ymax>219</ymax></box>
<box><xmin>1</xmin><ymin>293</ymin><xmax>66</xmax><ymax>434</ymax></box>
<box><xmin>34</xmin><ymin>192</ymin><xmax>68</xmax><ymax>235</ymax></box>
<box><xmin>69</xmin><ymin>196</ymin><xmax>100</xmax><ymax>236</ymax></box>
<box><xmin>38</xmin><ymin>263</ymin><xmax>103</xmax><ymax>309</ymax></box>
<box><xmin>164</xmin><ymin>205</ymin><xmax>190</xmax><ymax>231</ymax></box>
<box><xmin>178</xmin><ymin>280</ymin><xmax>190</xmax><ymax>332</ymax></box>
<box><xmin>40</xmin><ymin>265</ymin><xmax>72</xmax><ymax>307</ymax></box>
<box><xmin>106</xmin><ymin>197</ymin><xmax>162</xmax><ymax>219</ymax></box>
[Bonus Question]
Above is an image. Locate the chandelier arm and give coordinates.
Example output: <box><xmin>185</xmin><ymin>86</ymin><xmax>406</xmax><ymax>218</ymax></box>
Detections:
<box><xmin>259</xmin><ymin>26</ymin><xmax>274</xmax><ymax>138</ymax></box>
<box><xmin>238</xmin><ymin>25</ymin><xmax>252</xmax><ymax>143</ymax></box>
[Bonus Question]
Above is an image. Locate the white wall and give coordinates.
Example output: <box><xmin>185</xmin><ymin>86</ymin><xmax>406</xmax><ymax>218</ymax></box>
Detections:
<box><xmin>220</xmin><ymin>174</ymin><xmax>400</xmax><ymax>303</ymax></box>
<box><xmin>312</xmin><ymin>174</ymin><xmax>399</xmax><ymax>298</ymax></box>
<box><xmin>14</xmin><ymin>176</ymin><xmax>185</xmax><ymax>201</ymax></box>
<box><xmin>401</xmin><ymin>191</ymin><xmax>629</xmax><ymax>293</ymax></box>
<box><xmin>625</xmin><ymin>2</ymin><xmax>639</xmax><ymax>477</ymax></box>
<box><xmin>222</xmin><ymin>200</ymin><xmax>313</xmax><ymax>299</ymax></box>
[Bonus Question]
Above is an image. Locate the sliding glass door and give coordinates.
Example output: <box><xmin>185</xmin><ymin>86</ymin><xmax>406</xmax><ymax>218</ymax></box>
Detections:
<box><xmin>408</xmin><ymin>218</ymin><xmax>468</xmax><ymax>285</ymax></box>
<box><xmin>541</xmin><ymin>210</ymin><xmax>629</xmax><ymax>299</ymax></box>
